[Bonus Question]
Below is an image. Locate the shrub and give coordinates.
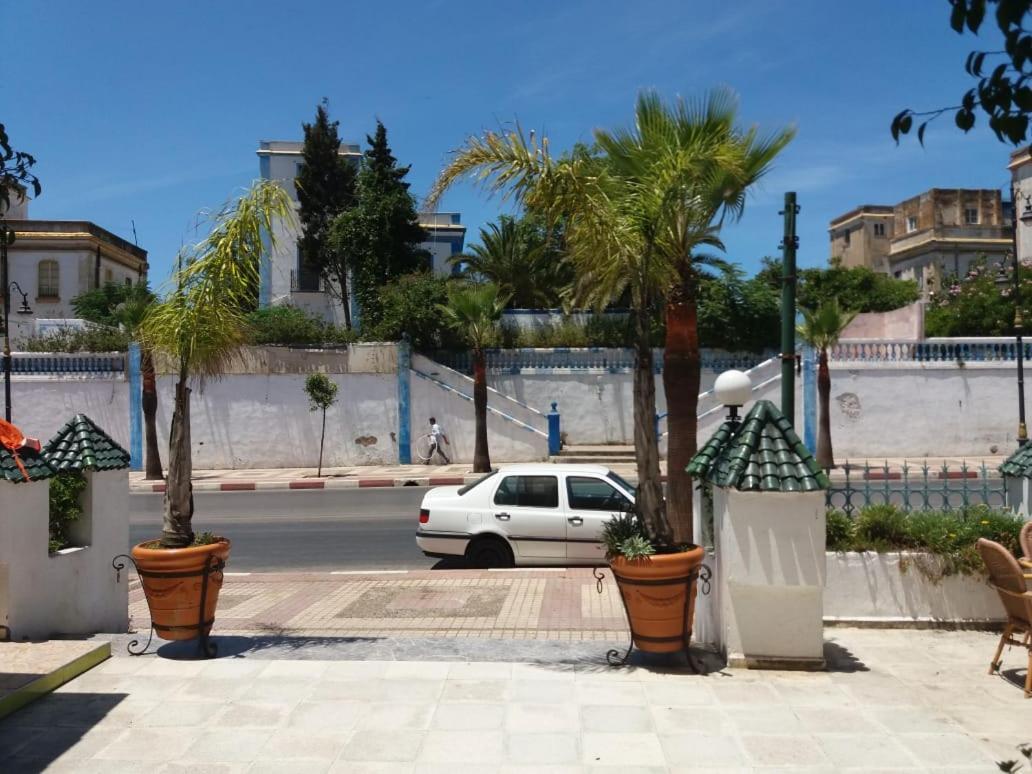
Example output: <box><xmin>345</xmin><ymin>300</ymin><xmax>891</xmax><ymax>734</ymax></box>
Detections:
<box><xmin>825</xmin><ymin>509</ymin><xmax>854</xmax><ymax>551</ymax></box>
<box><xmin>363</xmin><ymin>272</ymin><xmax>464</xmax><ymax>351</ymax></box>
<box><xmin>20</xmin><ymin>325</ymin><xmax>131</xmax><ymax>353</ymax></box>
<box><xmin>600</xmin><ymin>511</ymin><xmax>652</xmax><ymax>560</ymax></box>
<box><xmin>49</xmin><ymin>471</ymin><xmax>86</xmax><ymax>553</ymax></box>
<box><xmin>246</xmin><ymin>306</ymin><xmax>355</xmax><ymax>347</ymax></box>
<box><xmin>826</xmin><ymin>503</ymin><xmax>1026</xmax><ymax>579</ymax></box>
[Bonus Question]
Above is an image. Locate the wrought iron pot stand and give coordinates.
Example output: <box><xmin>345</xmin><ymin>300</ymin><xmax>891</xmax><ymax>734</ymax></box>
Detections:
<box><xmin>594</xmin><ymin>562</ymin><xmax>712</xmax><ymax>671</ymax></box>
<box><xmin>113</xmin><ymin>553</ymin><xmax>225</xmax><ymax>658</ymax></box>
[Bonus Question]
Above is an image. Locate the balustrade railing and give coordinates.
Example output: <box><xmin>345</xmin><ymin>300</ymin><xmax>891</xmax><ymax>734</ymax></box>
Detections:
<box><xmin>433</xmin><ymin>348</ymin><xmax>773</xmax><ymax>374</ymax></box>
<box><xmin>832</xmin><ymin>337</ymin><xmax>1032</xmax><ymax>363</ymax></box>
<box><xmin>9</xmin><ymin>352</ymin><xmax>126</xmax><ymax>375</ymax></box>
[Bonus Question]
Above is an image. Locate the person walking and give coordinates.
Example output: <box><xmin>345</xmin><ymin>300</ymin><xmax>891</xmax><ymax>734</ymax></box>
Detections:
<box><xmin>427</xmin><ymin>416</ymin><xmax>451</xmax><ymax>464</ymax></box>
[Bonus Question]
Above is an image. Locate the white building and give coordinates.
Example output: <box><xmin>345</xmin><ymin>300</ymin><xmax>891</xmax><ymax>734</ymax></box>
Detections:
<box><xmin>1010</xmin><ymin>146</ymin><xmax>1032</xmax><ymax>263</ymax></box>
<box><xmin>1</xmin><ymin>195</ymin><xmax>148</xmax><ymax>340</ymax></box>
<box><xmin>256</xmin><ymin>140</ymin><xmax>466</xmax><ymax>327</ymax></box>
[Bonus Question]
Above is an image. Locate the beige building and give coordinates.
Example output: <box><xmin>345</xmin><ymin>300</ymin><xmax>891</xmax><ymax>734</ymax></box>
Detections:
<box><xmin>828</xmin><ymin>189</ymin><xmax>1012</xmax><ymax>295</ymax></box>
<box><xmin>1</xmin><ymin>195</ymin><xmax>148</xmax><ymax>336</ymax></box>
<box><xmin>1009</xmin><ymin>146</ymin><xmax>1032</xmax><ymax>263</ymax></box>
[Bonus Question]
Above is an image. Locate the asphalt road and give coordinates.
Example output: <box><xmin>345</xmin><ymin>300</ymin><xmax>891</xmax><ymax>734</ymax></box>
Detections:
<box><xmin>130</xmin><ymin>488</ymin><xmax>435</xmax><ymax>572</ymax></box>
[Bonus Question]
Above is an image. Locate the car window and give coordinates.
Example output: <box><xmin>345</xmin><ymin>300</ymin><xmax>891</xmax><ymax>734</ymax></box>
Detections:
<box><xmin>493</xmin><ymin>475</ymin><xmax>559</xmax><ymax>508</ymax></box>
<box><xmin>606</xmin><ymin>471</ymin><xmax>636</xmax><ymax>497</ymax></box>
<box><xmin>458</xmin><ymin>470</ymin><xmax>497</xmax><ymax>496</ymax></box>
<box><xmin>567</xmin><ymin>476</ymin><xmax>630</xmax><ymax>511</ymax></box>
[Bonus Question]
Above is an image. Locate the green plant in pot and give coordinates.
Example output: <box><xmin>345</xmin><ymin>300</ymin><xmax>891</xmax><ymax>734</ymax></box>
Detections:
<box><xmin>133</xmin><ymin>180</ymin><xmax>294</xmax><ymax>648</ymax></box>
<box><xmin>427</xmin><ymin>89</ymin><xmax>788</xmax><ymax>658</ymax></box>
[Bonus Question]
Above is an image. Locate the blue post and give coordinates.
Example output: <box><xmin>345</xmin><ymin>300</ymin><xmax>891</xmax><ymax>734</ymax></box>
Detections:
<box><xmin>802</xmin><ymin>345</ymin><xmax>817</xmax><ymax>453</ymax></box>
<box><xmin>548</xmin><ymin>402</ymin><xmax>561</xmax><ymax>456</ymax></box>
<box><xmin>398</xmin><ymin>335</ymin><xmax>411</xmax><ymax>464</ymax></box>
<box><xmin>127</xmin><ymin>342</ymin><xmax>143</xmax><ymax>471</ymax></box>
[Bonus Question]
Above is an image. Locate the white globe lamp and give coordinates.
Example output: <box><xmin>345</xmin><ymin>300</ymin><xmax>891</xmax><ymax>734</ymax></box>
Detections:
<box><xmin>714</xmin><ymin>369</ymin><xmax>752</xmax><ymax>423</ymax></box>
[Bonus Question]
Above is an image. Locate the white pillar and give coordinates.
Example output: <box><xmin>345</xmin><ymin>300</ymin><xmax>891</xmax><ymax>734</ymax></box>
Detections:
<box><xmin>714</xmin><ymin>487</ymin><xmax>826</xmax><ymax>669</ymax></box>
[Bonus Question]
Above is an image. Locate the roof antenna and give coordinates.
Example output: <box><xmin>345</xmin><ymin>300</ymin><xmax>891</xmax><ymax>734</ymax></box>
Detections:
<box><xmin>130</xmin><ymin>219</ymin><xmax>139</xmax><ymax>246</ymax></box>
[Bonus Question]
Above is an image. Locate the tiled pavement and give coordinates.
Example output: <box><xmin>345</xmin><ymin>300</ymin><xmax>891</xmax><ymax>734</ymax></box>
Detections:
<box><xmin>129</xmin><ymin>569</ymin><xmax>628</xmax><ymax>641</ymax></box>
<box><xmin>129</xmin><ymin>456</ymin><xmax>1009</xmax><ymax>493</ymax></box>
<box><xmin>1</xmin><ymin>628</ymin><xmax>1029</xmax><ymax>771</ymax></box>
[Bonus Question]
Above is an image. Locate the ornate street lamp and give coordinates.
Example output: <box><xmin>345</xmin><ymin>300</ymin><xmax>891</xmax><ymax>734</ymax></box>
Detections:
<box><xmin>1</xmin><ymin>221</ymin><xmax>33</xmax><ymax>422</ymax></box>
<box><xmin>1010</xmin><ymin>187</ymin><xmax>1032</xmax><ymax>447</ymax></box>
<box><xmin>714</xmin><ymin>369</ymin><xmax>753</xmax><ymax>426</ymax></box>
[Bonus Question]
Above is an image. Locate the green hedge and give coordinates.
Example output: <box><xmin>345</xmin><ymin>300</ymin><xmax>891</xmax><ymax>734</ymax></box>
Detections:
<box><xmin>826</xmin><ymin>503</ymin><xmax>1025</xmax><ymax>578</ymax></box>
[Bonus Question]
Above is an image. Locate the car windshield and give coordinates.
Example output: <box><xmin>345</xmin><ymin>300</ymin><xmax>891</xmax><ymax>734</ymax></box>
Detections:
<box><xmin>606</xmin><ymin>471</ymin><xmax>636</xmax><ymax>498</ymax></box>
<box><xmin>457</xmin><ymin>470</ymin><xmax>498</xmax><ymax>496</ymax></box>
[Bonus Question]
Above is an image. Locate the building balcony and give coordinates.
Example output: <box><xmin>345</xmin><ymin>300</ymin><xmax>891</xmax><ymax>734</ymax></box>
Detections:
<box><xmin>290</xmin><ymin>269</ymin><xmax>326</xmax><ymax>293</ymax></box>
<box><xmin>889</xmin><ymin>224</ymin><xmax>1011</xmax><ymax>258</ymax></box>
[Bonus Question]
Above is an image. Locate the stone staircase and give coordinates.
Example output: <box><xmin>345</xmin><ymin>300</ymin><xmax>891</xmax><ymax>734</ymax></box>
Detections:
<box><xmin>550</xmin><ymin>444</ymin><xmax>636</xmax><ymax>464</ymax></box>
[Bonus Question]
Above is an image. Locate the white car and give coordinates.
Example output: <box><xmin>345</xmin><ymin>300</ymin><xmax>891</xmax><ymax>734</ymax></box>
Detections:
<box><xmin>415</xmin><ymin>463</ymin><xmax>636</xmax><ymax>567</ymax></box>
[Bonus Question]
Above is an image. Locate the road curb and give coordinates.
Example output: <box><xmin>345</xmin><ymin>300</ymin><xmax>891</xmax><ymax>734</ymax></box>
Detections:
<box><xmin>131</xmin><ymin>475</ymin><xmax>482</xmax><ymax>494</ymax></box>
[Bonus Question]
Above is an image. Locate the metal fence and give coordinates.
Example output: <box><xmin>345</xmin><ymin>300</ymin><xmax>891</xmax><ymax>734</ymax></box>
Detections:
<box><xmin>825</xmin><ymin>460</ymin><xmax>1008</xmax><ymax>516</ymax></box>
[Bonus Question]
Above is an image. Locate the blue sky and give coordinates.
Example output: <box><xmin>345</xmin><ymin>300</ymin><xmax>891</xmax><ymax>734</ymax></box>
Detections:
<box><xmin>6</xmin><ymin>0</ymin><xmax>1017</xmax><ymax>286</ymax></box>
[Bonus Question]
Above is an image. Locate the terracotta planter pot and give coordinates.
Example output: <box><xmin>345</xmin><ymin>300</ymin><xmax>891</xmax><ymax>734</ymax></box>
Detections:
<box><xmin>130</xmin><ymin>539</ymin><xmax>231</xmax><ymax>641</ymax></box>
<box><xmin>610</xmin><ymin>546</ymin><xmax>705</xmax><ymax>654</ymax></box>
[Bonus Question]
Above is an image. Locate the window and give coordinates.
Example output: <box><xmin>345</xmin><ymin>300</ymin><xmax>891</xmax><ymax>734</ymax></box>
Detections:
<box><xmin>294</xmin><ymin>243</ymin><xmax>321</xmax><ymax>292</ymax></box>
<box><xmin>842</xmin><ymin>228</ymin><xmax>850</xmax><ymax>246</ymax></box>
<box><xmin>567</xmin><ymin>476</ymin><xmax>630</xmax><ymax>511</ymax></box>
<box><xmin>493</xmin><ymin>476</ymin><xmax>559</xmax><ymax>508</ymax></box>
<box><xmin>906</xmin><ymin>216</ymin><xmax>918</xmax><ymax>233</ymax></box>
<box><xmin>104</xmin><ymin>268</ymin><xmax>113</xmax><ymax>284</ymax></box>
<box><xmin>458</xmin><ymin>470</ymin><xmax>498</xmax><ymax>496</ymax></box>
<box><xmin>873</xmin><ymin>222</ymin><xmax>885</xmax><ymax>237</ymax></box>
<box><xmin>964</xmin><ymin>207</ymin><xmax>979</xmax><ymax>224</ymax></box>
<box><xmin>38</xmin><ymin>260</ymin><xmax>59</xmax><ymax>298</ymax></box>
<box><xmin>125</xmin><ymin>277</ymin><xmax>133</xmax><ymax>287</ymax></box>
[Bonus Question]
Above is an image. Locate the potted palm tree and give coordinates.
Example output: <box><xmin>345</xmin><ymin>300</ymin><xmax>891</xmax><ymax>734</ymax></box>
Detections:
<box><xmin>797</xmin><ymin>299</ymin><xmax>857</xmax><ymax>470</ymax></box>
<box><xmin>133</xmin><ymin>181</ymin><xmax>293</xmax><ymax>645</ymax></box>
<box><xmin>437</xmin><ymin>282</ymin><xmax>508</xmax><ymax>473</ymax></box>
<box><xmin>427</xmin><ymin>90</ymin><xmax>791</xmax><ymax>654</ymax></box>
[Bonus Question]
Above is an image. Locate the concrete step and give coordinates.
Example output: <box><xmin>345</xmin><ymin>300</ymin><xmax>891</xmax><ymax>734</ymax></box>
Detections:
<box><xmin>557</xmin><ymin>446</ymin><xmax>634</xmax><ymax>457</ymax></box>
<box><xmin>550</xmin><ymin>455</ymin><xmax>638</xmax><ymax>464</ymax></box>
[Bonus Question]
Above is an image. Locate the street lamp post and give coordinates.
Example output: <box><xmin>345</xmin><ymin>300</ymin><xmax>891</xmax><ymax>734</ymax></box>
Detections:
<box><xmin>1010</xmin><ymin>187</ymin><xmax>1032</xmax><ymax>447</ymax></box>
<box><xmin>1</xmin><ymin>220</ymin><xmax>33</xmax><ymax>422</ymax></box>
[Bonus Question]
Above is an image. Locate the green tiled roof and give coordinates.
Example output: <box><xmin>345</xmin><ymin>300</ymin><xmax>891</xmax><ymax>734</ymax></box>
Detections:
<box><xmin>43</xmin><ymin>414</ymin><xmax>132</xmax><ymax>473</ymax></box>
<box><xmin>1000</xmin><ymin>444</ymin><xmax>1032</xmax><ymax>478</ymax></box>
<box><xmin>686</xmin><ymin>399</ymin><xmax>830</xmax><ymax>492</ymax></box>
<box><xmin>0</xmin><ymin>443</ymin><xmax>56</xmax><ymax>483</ymax></box>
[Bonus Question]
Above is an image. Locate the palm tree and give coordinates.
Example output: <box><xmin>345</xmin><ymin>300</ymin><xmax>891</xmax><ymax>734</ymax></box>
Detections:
<box><xmin>114</xmin><ymin>285</ymin><xmax>163</xmax><ymax>480</ymax></box>
<box><xmin>437</xmin><ymin>282</ymin><xmax>508</xmax><ymax>472</ymax></box>
<box><xmin>797</xmin><ymin>300</ymin><xmax>858</xmax><ymax>470</ymax></box>
<box><xmin>427</xmin><ymin>90</ymin><xmax>793</xmax><ymax>546</ymax></box>
<box><xmin>451</xmin><ymin>215</ymin><xmax>566</xmax><ymax>308</ymax></box>
<box><xmin>142</xmin><ymin>181</ymin><xmax>294</xmax><ymax>547</ymax></box>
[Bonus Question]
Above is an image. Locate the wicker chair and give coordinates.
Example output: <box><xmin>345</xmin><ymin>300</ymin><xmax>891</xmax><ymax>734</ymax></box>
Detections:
<box><xmin>1021</xmin><ymin>522</ymin><xmax>1032</xmax><ymax>579</ymax></box>
<box><xmin>977</xmin><ymin>538</ymin><xmax>1032</xmax><ymax>698</ymax></box>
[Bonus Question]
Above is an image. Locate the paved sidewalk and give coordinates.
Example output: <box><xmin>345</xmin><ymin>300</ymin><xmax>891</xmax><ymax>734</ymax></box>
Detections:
<box><xmin>129</xmin><ymin>569</ymin><xmax>628</xmax><ymax>642</ymax></box>
<box><xmin>1</xmin><ymin>628</ymin><xmax>1028</xmax><ymax>771</ymax></box>
<box><xmin>129</xmin><ymin>456</ymin><xmax>1008</xmax><ymax>493</ymax></box>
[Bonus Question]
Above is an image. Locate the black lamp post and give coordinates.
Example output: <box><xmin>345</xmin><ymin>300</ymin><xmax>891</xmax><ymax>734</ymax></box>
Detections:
<box><xmin>1010</xmin><ymin>187</ymin><xmax>1032</xmax><ymax>447</ymax></box>
<box><xmin>1</xmin><ymin>220</ymin><xmax>33</xmax><ymax>422</ymax></box>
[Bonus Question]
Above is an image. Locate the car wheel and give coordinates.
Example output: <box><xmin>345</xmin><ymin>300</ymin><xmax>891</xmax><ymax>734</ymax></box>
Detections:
<box><xmin>465</xmin><ymin>536</ymin><xmax>513</xmax><ymax>569</ymax></box>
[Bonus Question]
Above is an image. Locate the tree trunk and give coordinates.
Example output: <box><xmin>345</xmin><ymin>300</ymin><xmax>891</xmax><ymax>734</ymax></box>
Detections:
<box><xmin>816</xmin><ymin>347</ymin><xmax>834</xmax><ymax>470</ymax></box>
<box><xmin>141</xmin><ymin>347</ymin><xmax>163</xmax><ymax>480</ymax></box>
<box><xmin>663</xmin><ymin>279</ymin><xmax>700</xmax><ymax>546</ymax></box>
<box><xmin>472</xmin><ymin>348</ymin><xmax>491</xmax><ymax>473</ymax></box>
<box><xmin>318</xmin><ymin>408</ymin><xmax>326</xmax><ymax>477</ymax></box>
<box><xmin>332</xmin><ymin>266</ymin><xmax>353</xmax><ymax>330</ymax></box>
<box><xmin>632</xmin><ymin>305</ymin><xmax>669</xmax><ymax>546</ymax></box>
<box><xmin>161</xmin><ymin>373</ymin><xmax>194</xmax><ymax>548</ymax></box>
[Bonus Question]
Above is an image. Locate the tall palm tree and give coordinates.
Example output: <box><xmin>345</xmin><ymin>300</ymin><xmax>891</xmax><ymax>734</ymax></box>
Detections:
<box><xmin>437</xmin><ymin>283</ymin><xmax>508</xmax><ymax>472</ymax></box>
<box><xmin>427</xmin><ymin>90</ymin><xmax>793</xmax><ymax>546</ymax></box>
<box><xmin>797</xmin><ymin>300</ymin><xmax>858</xmax><ymax>470</ymax></box>
<box><xmin>143</xmin><ymin>181</ymin><xmax>294</xmax><ymax>547</ymax></box>
<box><xmin>451</xmin><ymin>216</ymin><xmax>565</xmax><ymax>308</ymax></box>
<box><xmin>114</xmin><ymin>286</ymin><xmax>162</xmax><ymax>480</ymax></box>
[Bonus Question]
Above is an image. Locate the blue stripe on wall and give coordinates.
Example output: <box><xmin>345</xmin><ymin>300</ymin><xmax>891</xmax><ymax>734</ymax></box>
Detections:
<box><xmin>128</xmin><ymin>342</ymin><xmax>143</xmax><ymax>471</ymax></box>
<box><xmin>802</xmin><ymin>345</ymin><xmax>817</xmax><ymax>453</ymax></box>
<box><xmin>398</xmin><ymin>338</ymin><xmax>412</xmax><ymax>463</ymax></box>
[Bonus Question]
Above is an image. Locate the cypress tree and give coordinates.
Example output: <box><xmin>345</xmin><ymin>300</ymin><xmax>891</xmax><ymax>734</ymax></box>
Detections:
<box><xmin>296</xmin><ymin>100</ymin><xmax>358</xmax><ymax>327</ymax></box>
<box><xmin>331</xmin><ymin>120</ymin><xmax>429</xmax><ymax>330</ymax></box>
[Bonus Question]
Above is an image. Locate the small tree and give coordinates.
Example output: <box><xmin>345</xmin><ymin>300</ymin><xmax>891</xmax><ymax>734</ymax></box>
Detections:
<box><xmin>797</xmin><ymin>300</ymin><xmax>858</xmax><ymax>470</ymax></box>
<box><xmin>437</xmin><ymin>283</ymin><xmax>508</xmax><ymax>472</ymax></box>
<box><xmin>1</xmin><ymin>123</ymin><xmax>41</xmax><ymax>210</ymax></box>
<box><xmin>304</xmin><ymin>373</ymin><xmax>338</xmax><ymax>477</ymax></box>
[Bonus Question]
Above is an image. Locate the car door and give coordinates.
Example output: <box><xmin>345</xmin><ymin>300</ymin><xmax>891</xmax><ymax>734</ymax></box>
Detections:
<box><xmin>563</xmin><ymin>474</ymin><xmax>634</xmax><ymax>563</ymax></box>
<box><xmin>490</xmin><ymin>474</ymin><xmax>565</xmax><ymax>561</ymax></box>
